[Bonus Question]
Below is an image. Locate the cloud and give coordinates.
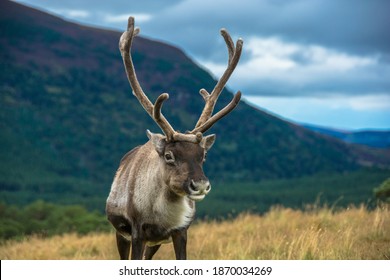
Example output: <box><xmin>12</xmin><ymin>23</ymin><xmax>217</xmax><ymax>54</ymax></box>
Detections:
<box><xmin>50</xmin><ymin>8</ymin><xmax>90</xmax><ymax>19</ymax></box>
<box><xmin>13</xmin><ymin>0</ymin><xmax>183</xmax><ymax>13</ymax></box>
<box><xmin>244</xmin><ymin>94</ymin><xmax>390</xmax><ymax>129</ymax></box>
<box><xmin>104</xmin><ymin>13</ymin><xmax>152</xmax><ymax>24</ymax></box>
<box><xmin>347</xmin><ymin>94</ymin><xmax>390</xmax><ymax>111</ymax></box>
<box><xmin>135</xmin><ymin>0</ymin><xmax>390</xmax><ymax>57</ymax></box>
<box><xmin>15</xmin><ymin>0</ymin><xmax>390</xmax><ymax>55</ymax></box>
<box><xmin>201</xmin><ymin>36</ymin><xmax>386</xmax><ymax>98</ymax></box>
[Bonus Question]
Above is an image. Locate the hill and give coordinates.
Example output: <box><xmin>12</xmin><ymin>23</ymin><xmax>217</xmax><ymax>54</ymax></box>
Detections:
<box><xmin>1</xmin><ymin>0</ymin><xmax>389</xmax><ymax>211</ymax></box>
<box><xmin>303</xmin><ymin>124</ymin><xmax>390</xmax><ymax>148</ymax></box>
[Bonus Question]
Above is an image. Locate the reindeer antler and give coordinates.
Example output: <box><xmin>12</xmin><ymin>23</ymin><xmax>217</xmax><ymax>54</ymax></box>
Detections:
<box><xmin>191</xmin><ymin>29</ymin><xmax>243</xmax><ymax>134</ymax></box>
<box><xmin>120</xmin><ymin>17</ymin><xmax>242</xmax><ymax>143</ymax></box>
<box><xmin>120</xmin><ymin>17</ymin><xmax>202</xmax><ymax>143</ymax></box>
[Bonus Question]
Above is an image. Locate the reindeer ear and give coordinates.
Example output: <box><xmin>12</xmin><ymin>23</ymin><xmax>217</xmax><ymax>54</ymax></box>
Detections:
<box><xmin>200</xmin><ymin>134</ymin><xmax>216</xmax><ymax>151</ymax></box>
<box><xmin>146</xmin><ymin>130</ymin><xmax>166</xmax><ymax>155</ymax></box>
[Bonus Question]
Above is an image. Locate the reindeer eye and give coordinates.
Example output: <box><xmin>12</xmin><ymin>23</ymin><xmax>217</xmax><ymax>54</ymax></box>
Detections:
<box><xmin>164</xmin><ymin>152</ymin><xmax>175</xmax><ymax>164</ymax></box>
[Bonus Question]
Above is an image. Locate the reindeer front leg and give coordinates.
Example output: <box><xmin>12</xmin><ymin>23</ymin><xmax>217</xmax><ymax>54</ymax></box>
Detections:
<box><xmin>116</xmin><ymin>232</ymin><xmax>131</xmax><ymax>260</ymax></box>
<box><xmin>172</xmin><ymin>228</ymin><xmax>188</xmax><ymax>260</ymax></box>
<box><xmin>131</xmin><ymin>238</ymin><xmax>145</xmax><ymax>260</ymax></box>
<box><xmin>130</xmin><ymin>228</ymin><xmax>146</xmax><ymax>260</ymax></box>
<box><xmin>144</xmin><ymin>245</ymin><xmax>161</xmax><ymax>260</ymax></box>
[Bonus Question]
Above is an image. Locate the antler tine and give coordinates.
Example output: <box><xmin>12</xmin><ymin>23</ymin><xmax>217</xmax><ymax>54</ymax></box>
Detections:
<box><xmin>191</xmin><ymin>91</ymin><xmax>241</xmax><ymax>134</ymax></box>
<box><xmin>221</xmin><ymin>29</ymin><xmax>235</xmax><ymax>64</ymax></box>
<box><xmin>154</xmin><ymin>93</ymin><xmax>203</xmax><ymax>143</ymax></box>
<box><xmin>153</xmin><ymin>93</ymin><xmax>175</xmax><ymax>142</ymax></box>
<box><xmin>194</xmin><ymin>29</ymin><xmax>243</xmax><ymax>132</ymax></box>
<box><xmin>119</xmin><ymin>16</ymin><xmax>175</xmax><ymax>140</ymax></box>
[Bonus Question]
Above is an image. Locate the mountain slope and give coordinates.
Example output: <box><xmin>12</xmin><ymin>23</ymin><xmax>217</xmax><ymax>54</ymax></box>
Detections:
<box><xmin>1</xmin><ymin>0</ymin><xmax>389</xmax><ymax>209</ymax></box>
<box><xmin>303</xmin><ymin>124</ymin><xmax>390</xmax><ymax>148</ymax></box>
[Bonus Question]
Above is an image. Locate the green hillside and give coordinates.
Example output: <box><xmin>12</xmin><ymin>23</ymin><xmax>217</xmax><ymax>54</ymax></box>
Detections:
<box><xmin>1</xmin><ymin>0</ymin><xmax>389</xmax><ymax>215</ymax></box>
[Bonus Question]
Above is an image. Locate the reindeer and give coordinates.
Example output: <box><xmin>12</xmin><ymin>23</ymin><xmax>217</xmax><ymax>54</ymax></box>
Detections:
<box><xmin>106</xmin><ymin>17</ymin><xmax>243</xmax><ymax>260</ymax></box>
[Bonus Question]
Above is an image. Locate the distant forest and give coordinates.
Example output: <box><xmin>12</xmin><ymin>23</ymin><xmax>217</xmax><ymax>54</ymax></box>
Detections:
<box><xmin>1</xmin><ymin>169</ymin><xmax>388</xmax><ymax>240</ymax></box>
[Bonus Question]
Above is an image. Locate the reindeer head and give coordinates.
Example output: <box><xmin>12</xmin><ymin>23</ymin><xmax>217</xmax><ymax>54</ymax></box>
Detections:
<box><xmin>146</xmin><ymin>130</ymin><xmax>215</xmax><ymax>201</ymax></box>
<box><xmin>119</xmin><ymin>17</ymin><xmax>243</xmax><ymax>201</ymax></box>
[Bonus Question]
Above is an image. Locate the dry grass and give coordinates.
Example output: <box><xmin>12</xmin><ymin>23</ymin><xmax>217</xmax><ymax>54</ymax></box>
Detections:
<box><xmin>1</xmin><ymin>206</ymin><xmax>389</xmax><ymax>260</ymax></box>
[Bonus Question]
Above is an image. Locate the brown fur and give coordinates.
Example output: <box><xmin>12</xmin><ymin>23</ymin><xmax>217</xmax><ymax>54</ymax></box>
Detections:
<box><xmin>106</xmin><ymin>133</ymin><xmax>214</xmax><ymax>259</ymax></box>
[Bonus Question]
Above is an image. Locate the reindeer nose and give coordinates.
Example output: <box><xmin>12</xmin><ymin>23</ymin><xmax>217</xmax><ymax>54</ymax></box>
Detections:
<box><xmin>188</xmin><ymin>180</ymin><xmax>211</xmax><ymax>201</ymax></box>
<box><xmin>190</xmin><ymin>180</ymin><xmax>211</xmax><ymax>193</ymax></box>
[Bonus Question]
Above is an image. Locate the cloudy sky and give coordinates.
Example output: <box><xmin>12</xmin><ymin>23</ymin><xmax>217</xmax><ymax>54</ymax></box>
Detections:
<box><xmin>13</xmin><ymin>0</ymin><xmax>390</xmax><ymax>130</ymax></box>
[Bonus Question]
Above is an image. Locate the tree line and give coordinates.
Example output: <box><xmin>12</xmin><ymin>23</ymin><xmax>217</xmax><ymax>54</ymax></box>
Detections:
<box><xmin>0</xmin><ymin>200</ymin><xmax>110</xmax><ymax>240</ymax></box>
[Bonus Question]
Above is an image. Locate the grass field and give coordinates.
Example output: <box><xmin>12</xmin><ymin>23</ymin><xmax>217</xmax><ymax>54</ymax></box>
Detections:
<box><xmin>1</xmin><ymin>205</ymin><xmax>389</xmax><ymax>260</ymax></box>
